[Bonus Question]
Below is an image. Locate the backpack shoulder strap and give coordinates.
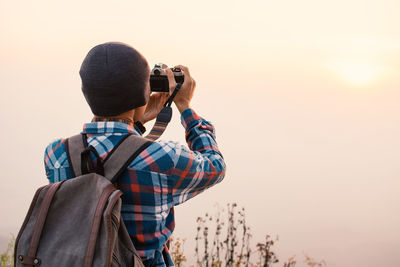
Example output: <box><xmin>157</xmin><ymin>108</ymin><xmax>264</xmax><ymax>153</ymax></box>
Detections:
<box><xmin>66</xmin><ymin>134</ymin><xmax>153</xmax><ymax>182</ymax></box>
<box><xmin>103</xmin><ymin>135</ymin><xmax>153</xmax><ymax>182</ymax></box>
<box><xmin>65</xmin><ymin>134</ymin><xmax>86</xmax><ymax>177</ymax></box>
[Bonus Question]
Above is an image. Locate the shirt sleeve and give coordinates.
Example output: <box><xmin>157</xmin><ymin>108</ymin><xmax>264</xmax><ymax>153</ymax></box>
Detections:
<box><xmin>167</xmin><ymin>108</ymin><xmax>226</xmax><ymax>205</ymax></box>
<box><xmin>44</xmin><ymin>138</ymin><xmax>73</xmax><ymax>183</ymax></box>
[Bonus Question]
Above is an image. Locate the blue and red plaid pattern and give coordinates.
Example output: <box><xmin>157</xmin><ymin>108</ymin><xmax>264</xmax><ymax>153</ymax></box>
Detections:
<box><xmin>44</xmin><ymin>108</ymin><xmax>226</xmax><ymax>267</ymax></box>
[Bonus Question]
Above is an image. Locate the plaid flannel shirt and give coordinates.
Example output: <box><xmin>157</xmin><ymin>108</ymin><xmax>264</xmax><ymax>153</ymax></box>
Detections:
<box><xmin>44</xmin><ymin>108</ymin><xmax>226</xmax><ymax>266</ymax></box>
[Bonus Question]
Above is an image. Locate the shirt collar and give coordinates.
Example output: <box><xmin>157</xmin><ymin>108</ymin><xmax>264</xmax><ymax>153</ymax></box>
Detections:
<box><xmin>82</xmin><ymin>121</ymin><xmax>142</xmax><ymax>136</ymax></box>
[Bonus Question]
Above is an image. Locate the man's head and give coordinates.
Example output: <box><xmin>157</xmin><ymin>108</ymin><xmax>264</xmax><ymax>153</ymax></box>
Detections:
<box><xmin>80</xmin><ymin>42</ymin><xmax>150</xmax><ymax>117</ymax></box>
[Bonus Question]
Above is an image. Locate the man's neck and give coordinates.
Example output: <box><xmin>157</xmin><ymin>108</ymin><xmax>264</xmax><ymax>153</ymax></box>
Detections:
<box><xmin>92</xmin><ymin>110</ymin><xmax>135</xmax><ymax>126</ymax></box>
<box><xmin>92</xmin><ymin>117</ymin><xmax>134</xmax><ymax>126</ymax></box>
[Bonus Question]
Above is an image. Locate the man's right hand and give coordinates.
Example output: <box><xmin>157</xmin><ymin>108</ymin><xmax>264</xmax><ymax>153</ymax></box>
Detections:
<box><xmin>165</xmin><ymin>65</ymin><xmax>196</xmax><ymax>113</ymax></box>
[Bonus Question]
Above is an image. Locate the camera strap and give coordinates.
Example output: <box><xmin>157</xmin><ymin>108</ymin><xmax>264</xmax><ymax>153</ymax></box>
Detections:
<box><xmin>145</xmin><ymin>83</ymin><xmax>182</xmax><ymax>141</ymax></box>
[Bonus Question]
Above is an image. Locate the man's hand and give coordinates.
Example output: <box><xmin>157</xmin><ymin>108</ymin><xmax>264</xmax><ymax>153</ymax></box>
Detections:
<box><xmin>140</xmin><ymin>92</ymin><xmax>169</xmax><ymax>124</ymax></box>
<box><xmin>165</xmin><ymin>65</ymin><xmax>196</xmax><ymax>113</ymax></box>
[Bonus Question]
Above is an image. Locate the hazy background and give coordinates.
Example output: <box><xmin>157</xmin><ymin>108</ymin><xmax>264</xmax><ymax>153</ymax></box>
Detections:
<box><xmin>1</xmin><ymin>0</ymin><xmax>399</xmax><ymax>266</ymax></box>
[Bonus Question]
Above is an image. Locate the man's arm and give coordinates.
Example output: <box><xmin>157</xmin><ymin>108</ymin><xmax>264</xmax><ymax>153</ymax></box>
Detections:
<box><xmin>164</xmin><ymin>65</ymin><xmax>226</xmax><ymax>205</ymax></box>
<box><xmin>167</xmin><ymin>108</ymin><xmax>226</xmax><ymax>205</ymax></box>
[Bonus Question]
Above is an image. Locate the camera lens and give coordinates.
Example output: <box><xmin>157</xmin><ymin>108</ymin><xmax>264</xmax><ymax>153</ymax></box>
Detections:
<box><xmin>154</xmin><ymin>69</ymin><xmax>160</xmax><ymax>75</ymax></box>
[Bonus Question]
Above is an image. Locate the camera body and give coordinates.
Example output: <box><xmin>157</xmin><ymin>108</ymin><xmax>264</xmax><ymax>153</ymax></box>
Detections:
<box><xmin>150</xmin><ymin>63</ymin><xmax>184</xmax><ymax>92</ymax></box>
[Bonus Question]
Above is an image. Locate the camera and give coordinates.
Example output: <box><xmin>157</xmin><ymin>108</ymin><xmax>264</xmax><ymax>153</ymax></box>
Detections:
<box><xmin>150</xmin><ymin>63</ymin><xmax>184</xmax><ymax>92</ymax></box>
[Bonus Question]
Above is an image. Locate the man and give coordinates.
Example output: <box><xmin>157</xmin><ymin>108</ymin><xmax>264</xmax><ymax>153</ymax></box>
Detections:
<box><xmin>44</xmin><ymin>42</ymin><xmax>226</xmax><ymax>266</ymax></box>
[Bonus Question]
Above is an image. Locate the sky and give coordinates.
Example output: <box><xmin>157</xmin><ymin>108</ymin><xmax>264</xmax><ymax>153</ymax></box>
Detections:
<box><xmin>1</xmin><ymin>0</ymin><xmax>399</xmax><ymax>266</ymax></box>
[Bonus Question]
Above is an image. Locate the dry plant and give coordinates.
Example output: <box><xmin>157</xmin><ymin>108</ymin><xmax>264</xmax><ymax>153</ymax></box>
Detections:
<box><xmin>185</xmin><ymin>203</ymin><xmax>326</xmax><ymax>267</ymax></box>
<box><xmin>0</xmin><ymin>235</ymin><xmax>14</xmax><ymax>267</ymax></box>
<box><xmin>170</xmin><ymin>236</ymin><xmax>187</xmax><ymax>267</ymax></box>
<box><xmin>194</xmin><ymin>203</ymin><xmax>282</xmax><ymax>267</ymax></box>
<box><xmin>255</xmin><ymin>235</ymin><xmax>279</xmax><ymax>267</ymax></box>
<box><xmin>1</xmin><ymin>203</ymin><xmax>327</xmax><ymax>267</ymax></box>
<box><xmin>283</xmin><ymin>256</ymin><xmax>296</xmax><ymax>267</ymax></box>
<box><xmin>304</xmin><ymin>253</ymin><xmax>326</xmax><ymax>267</ymax></box>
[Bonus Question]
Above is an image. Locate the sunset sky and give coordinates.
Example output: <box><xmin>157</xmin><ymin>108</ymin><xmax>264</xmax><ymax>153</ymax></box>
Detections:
<box><xmin>1</xmin><ymin>1</ymin><xmax>399</xmax><ymax>266</ymax></box>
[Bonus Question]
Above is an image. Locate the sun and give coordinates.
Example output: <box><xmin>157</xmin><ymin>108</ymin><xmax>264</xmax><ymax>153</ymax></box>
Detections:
<box><xmin>332</xmin><ymin>61</ymin><xmax>383</xmax><ymax>86</ymax></box>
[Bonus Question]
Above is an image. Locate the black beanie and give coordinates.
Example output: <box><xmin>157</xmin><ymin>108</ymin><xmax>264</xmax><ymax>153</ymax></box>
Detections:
<box><xmin>80</xmin><ymin>42</ymin><xmax>150</xmax><ymax>116</ymax></box>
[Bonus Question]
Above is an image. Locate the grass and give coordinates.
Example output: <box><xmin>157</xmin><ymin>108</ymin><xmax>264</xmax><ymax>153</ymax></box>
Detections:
<box><xmin>2</xmin><ymin>203</ymin><xmax>326</xmax><ymax>267</ymax></box>
<box><xmin>184</xmin><ymin>203</ymin><xmax>326</xmax><ymax>267</ymax></box>
<box><xmin>0</xmin><ymin>235</ymin><xmax>14</xmax><ymax>267</ymax></box>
